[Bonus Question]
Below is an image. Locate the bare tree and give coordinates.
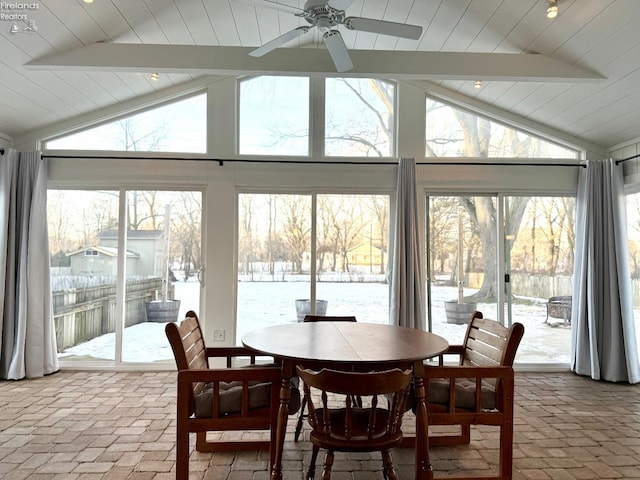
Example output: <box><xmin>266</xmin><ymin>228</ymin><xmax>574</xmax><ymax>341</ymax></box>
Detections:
<box><xmin>370</xmin><ymin>196</ymin><xmax>389</xmax><ymax>274</ymax></box>
<box><xmin>47</xmin><ymin>191</ymin><xmax>72</xmax><ymax>255</ymax></box>
<box><xmin>317</xmin><ymin>196</ymin><xmax>341</xmax><ymax>272</ymax></box>
<box><xmin>331</xmin><ymin>196</ymin><xmax>367</xmax><ymax>272</ymax></box>
<box><xmin>116</xmin><ymin>118</ymin><xmax>169</xmax><ymax>152</ymax></box>
<box><xmin>172</xmin><ymin>192</ymin><xmax>202</xmax><ymax>280</ymax></box>
<box><xmin>280</xmin><ymin>196</ymin><xmax>311</xmax><ymax>273</ymax></box>
<box><xmin>325</xmin><ymin>79</ymin><xmax>394</xmax><ymax>157</ymax></box>
<box><xmin>428</xmin><ymin>197</ymin><xmax>458</xmax><ymax>276</ymax></box>
<box><xmin>238</xmin><ymin>194</ymin><xmax>256</xmax><ymax>278</ymax></box>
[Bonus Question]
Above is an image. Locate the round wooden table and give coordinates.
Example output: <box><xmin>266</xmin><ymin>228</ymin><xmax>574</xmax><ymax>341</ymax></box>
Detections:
<box><xmin>242</xmin><ymin>321</ymin><xmax>449</xmax><ymax>480</ymax></box>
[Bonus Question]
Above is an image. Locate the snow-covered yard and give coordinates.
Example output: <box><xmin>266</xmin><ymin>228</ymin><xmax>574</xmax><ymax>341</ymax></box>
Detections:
<box><xmin>59</xmin><ymin>279</ymin><xmax>591</xmax><ymax>365</ymax></box>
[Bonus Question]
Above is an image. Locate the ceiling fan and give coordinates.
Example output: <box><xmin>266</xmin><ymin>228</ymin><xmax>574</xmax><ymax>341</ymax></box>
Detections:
<box><xmin>242</xmin><ymin>0</ymin><xmax>423</xmax><ymax>73</ymax></box>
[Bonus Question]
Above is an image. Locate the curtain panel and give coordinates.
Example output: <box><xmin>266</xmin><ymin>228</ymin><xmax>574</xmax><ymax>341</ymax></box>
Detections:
<box><xmin>390</xmin><ymin>157</ymin><xmax>426</xmax><ymax>330</ymax></box>
<box><xmin>571</xmin><ymin>158</ymin><xmax>640</xmax><ymax>383</ymax></box>
<box><xmin>0</xmin><ymin>149</ymin><xmax>59</xmax><ymax>380</ymax></box>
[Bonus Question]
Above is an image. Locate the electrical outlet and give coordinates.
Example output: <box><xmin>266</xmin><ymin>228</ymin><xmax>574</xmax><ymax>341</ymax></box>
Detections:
<box><xmin>213</xmin><ymin>329</ymin><xmax>225</xmax><ymax>341</ymax></box>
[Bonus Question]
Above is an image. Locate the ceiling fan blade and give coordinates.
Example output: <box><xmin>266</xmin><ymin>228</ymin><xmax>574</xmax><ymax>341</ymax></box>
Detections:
<box><xmin>344</xmin><ymin>17</ymin><xmax>422</xmax><ymax>40</ymax></box>
<box><xmin>328</xmin><ymin>0</ymin><xmax>355</xmax><ymax>10</ymax></box>
<box><xmin>323</xmin><ymin>30</ymin><xmax>353</xmax><ymax>73</ymax></box>
<box><xmin>249</xmin><ymin>27</ymin><xmax>311</xmax><ymax>57</ymax></box>
<box><xmin>238</xmin><ymin>0</ymin><xmax>304</xmax><ymax>15</ymax></box>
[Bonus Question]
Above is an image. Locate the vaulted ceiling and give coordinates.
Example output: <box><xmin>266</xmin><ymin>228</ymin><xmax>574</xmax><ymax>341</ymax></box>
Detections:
<box><xmin>1</xmin><ymin>0</ymin><xmax>639</xmax><ymax>151</ymax></box>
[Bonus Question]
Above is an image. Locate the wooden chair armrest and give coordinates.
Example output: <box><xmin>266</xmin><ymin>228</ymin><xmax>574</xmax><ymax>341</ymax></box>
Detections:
<box><xmin>431</xmin><ymin>345</ymin><xmax>464</xmax><ymax>365</ymax></box>
<box><xmin>205</xmin><ymin>346</ymin><xmax>276</xmax><ymax>367</ymax></box>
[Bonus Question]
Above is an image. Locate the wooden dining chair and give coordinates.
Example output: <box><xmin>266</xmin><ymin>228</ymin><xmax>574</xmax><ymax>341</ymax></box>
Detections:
<box><xmin>294</xmin><ymin>314</ymin><xmax>358</xmax><ymax>441</ymax></box>
<box><xmin>409</xmin><ymin>311</ymin><xmax>524</xmax><ymax>480</ymax></box>
<box><xmin>297</xmin><ymin>366</ymin><xmax>412</xmax><ymax>480</ymax></box>
<box><xmin>165</xmin><ymin>311</ymin><xmax>300</xmax><ymax>480</ymax></box>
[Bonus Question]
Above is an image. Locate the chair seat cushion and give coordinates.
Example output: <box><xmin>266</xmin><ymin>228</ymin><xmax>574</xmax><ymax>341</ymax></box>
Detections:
<box><xmin>403</xmin><ymin>378</ymin><xmax>497</xmax><ymax>412</ymax></box>
<box><xmin>194</xmin><ymin>377</ymin><xmax>300</xmax><ymax>418</ymax></box>
<box><xmin>428</xmin><ymin>378</ymin><xmax>496</xmax><ymax>410</ymax></box>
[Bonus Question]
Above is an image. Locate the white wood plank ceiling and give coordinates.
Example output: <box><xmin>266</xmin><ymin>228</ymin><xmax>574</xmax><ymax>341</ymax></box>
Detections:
<box><xmin>1</xmin><ymin>0</ymin><xmax>639</xmax><ymax>151</ymax></box>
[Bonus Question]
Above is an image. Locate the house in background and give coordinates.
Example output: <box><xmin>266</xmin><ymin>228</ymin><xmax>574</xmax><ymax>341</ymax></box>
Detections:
<box><xmin>97</xmin><ymin>230</ymin><xmax>166</xmax><ymax>277</ymax></box>
<box><xmin>67</xmin><ymin>246</ymin><xmax>136</xmax><ymax>276</ymax></box>
<box><xmin>66</xmin><ymin>230</ymin><xmax>165</xmax><ymax>277</ymax></box>
<box><xmin>346</xmin><ymin>242</ymin><xmax>386</xmax><ymax>273</ymax></box>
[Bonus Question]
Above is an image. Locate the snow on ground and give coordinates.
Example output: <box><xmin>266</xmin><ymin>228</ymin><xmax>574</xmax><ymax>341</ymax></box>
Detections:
<box><xmin>61</xmin><ymin>279</ymin><xmax>638</xmax><ymax>365</ymax></box>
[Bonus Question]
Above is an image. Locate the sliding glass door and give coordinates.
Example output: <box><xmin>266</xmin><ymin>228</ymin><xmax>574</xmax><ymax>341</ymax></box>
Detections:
<box><xmin>504</xmin><ymin>196</ymin><xmax>574</xmax><ymax>363</ymax></box>
<box><xmin>48</xmin><ymin>189</ymin><xmax>202</xmax><ymax>364</ymax></box>
<box><xmin>426</xmin><ymin>195</ymin><xmax>498</xmax><ymax>345</ymax></box>
<box><xmin>426</xmin><ymin>194</ymin><xmax>575</xmax><ymax>364</ymax></box>
<box><xmin>236</xmin><ymin>192</ymin><xmax>390</xmax><ymax>343</ymax></box>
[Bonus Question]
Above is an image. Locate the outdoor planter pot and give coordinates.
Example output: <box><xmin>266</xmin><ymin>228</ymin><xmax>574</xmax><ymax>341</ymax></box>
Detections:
<box><xmin>444</xmin><ymin>300</ymin><xmax>477</xmax><ymax>324</ymax></box>
<box><xmin>295</xmin><ymin>299</ymin><xmax>328</xmax><ymax>322</ymax></box>
<box><xmin>146</xmin><ymin>299</ymin><xmax>181</xmax><ymax>323</ymax></box>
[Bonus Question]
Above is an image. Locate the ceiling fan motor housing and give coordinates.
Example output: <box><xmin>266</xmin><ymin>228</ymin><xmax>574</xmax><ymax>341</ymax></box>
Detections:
<box><xmin>301</xmin><ymin>1</ymin><xmax>346</xmax><ymax>28</ymax></box>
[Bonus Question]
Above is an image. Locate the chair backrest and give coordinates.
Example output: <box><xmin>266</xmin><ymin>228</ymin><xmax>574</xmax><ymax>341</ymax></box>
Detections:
<box><xmin>460</xmin><ymin>311</ymin><xmax>524</xmax><ymax>369</ymax></box>
<box><xmin>303</xmin><ymin>315</ymin><xmax>357</xmax><ymax>322</ymax></box>
<box><xmin>165</xmin><ymin>310</ymin><xmax>208</xmax><ymax>416</ymax></box>
<box><xmin>457</xmin><ymin>311</ymin><xmax>524</xmax><ymax>410</ymax></box>
<box><xmin>296</xmin><ymin>366</ymin><xmax>412</xmax><ymax>442</ymax></box>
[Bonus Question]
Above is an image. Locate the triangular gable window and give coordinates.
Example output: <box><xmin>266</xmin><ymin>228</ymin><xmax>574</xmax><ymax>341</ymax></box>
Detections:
<box><xmin>46</xmin><ymin>93</ymin><xmax>206</xmax><ymax>153</ymax></box>
<box><xmin>426</xmin><ymin>97</ymin><xmax>578</xmax><ymax>159</ymax></box>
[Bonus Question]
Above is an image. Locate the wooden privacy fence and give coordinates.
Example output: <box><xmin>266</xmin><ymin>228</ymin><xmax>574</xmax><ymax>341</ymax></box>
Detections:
<box><xmin>53</xmin><ymin>278</ymin><xmax>166</xmax><ymax>352</ymax></box>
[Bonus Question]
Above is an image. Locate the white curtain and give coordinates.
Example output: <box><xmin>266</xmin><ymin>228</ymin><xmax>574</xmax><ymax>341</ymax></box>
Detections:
<box><xmin>390</xmin><ymin>158</ymin><xmax>426</xmax><ymax>330</ymax></box>
<box><xmin>0</xmin><ymin>149</ymin><xmax>59</xmax><ymax>380</ymax></box>
<box><xmin>571</xmin><ymin>158</ymin><xmax>640</xmax><ymax>383</ymax></box>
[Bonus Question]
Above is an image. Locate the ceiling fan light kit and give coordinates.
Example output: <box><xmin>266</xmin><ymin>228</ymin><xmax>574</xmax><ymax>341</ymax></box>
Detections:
<box><xmin>244</xmin><ymin>0</ymin><xmax>423</xmax><ymax>72</ymax></box>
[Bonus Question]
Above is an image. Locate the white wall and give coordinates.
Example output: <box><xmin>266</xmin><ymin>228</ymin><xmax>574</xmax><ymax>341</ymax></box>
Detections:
<box><xmin>610</xmin><ymin>139</ymin><xmax>640</xmax><ymax>191</ymax></box>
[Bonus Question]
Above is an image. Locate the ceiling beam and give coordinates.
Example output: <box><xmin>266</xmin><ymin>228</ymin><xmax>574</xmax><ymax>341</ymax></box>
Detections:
<box><xmin>26</xmin><ymin>43</ymin><xmax>605</xmax><ymax>82</ymax></box>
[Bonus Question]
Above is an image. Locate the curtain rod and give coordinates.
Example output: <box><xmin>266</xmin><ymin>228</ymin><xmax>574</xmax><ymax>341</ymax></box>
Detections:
<box><xmin>41</xmin><ymin>154</ymin><xmax>586</xmax><ymax>167</ymax></box>
<box><xmin>615</xmin><ymin>153</ymin><xmax>640</xmax><ymax>165</ymax></box>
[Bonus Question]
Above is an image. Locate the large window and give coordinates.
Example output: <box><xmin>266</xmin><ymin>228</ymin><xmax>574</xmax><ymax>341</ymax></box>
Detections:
<box><xmin>236</xmin><ymin>192</ymin><xmax>390</xmax><ymax>343</ymax></box>
<box><xmin>426</xmin><ymin>194</ymin><xmax>575</xmax><ymax>364</ymax></box>
<box><xmin>237</xmin><ymin>76</ymin><xmax>396</xmax><ymax>157</ymax></box>
<box><xmin>49</xmin><ymin>189</ymin><xmax>202</xmax><ymax>364</ymax></box>
<box><xmin>238</xmin><ymin>76</ymin><xmax>309</xmax><ymax>156</ymax></box>
<box><xmin>325</xmin><ymin>78</ymin><xmax>395</xmax><ymax>157</ymax></box>
<box><xmin>45</xmin><ymin>93</ymin><xmax>207</xmax><ymax>153</ymax></box>
<box><xmin>425</xmin><ymin>97</ymin><xmax>578</xmax><ymax>159</ymax></box>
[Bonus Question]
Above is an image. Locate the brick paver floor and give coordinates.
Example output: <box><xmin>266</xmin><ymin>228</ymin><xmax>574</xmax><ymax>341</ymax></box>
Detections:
<box><xmin>1</xmin><ymin>370</ymin><xmax>639</xmax><ymax>479</ymax></box>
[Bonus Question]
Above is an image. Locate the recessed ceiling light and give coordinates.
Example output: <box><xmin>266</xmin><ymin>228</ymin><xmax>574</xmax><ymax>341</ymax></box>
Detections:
<box><xmin>474</xmin><ymin>80</ymin><xmax>482</xmax><ymax>89</ymax></box>
<box><xmin>150</xmin><ymin>72</ymin><xmax>159</xmax><ymax>81</ymax></box>
<box><xmin>547</xmin><ymin>0</ymin><xmax>558</xmax><ymax>19</ymax></box>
